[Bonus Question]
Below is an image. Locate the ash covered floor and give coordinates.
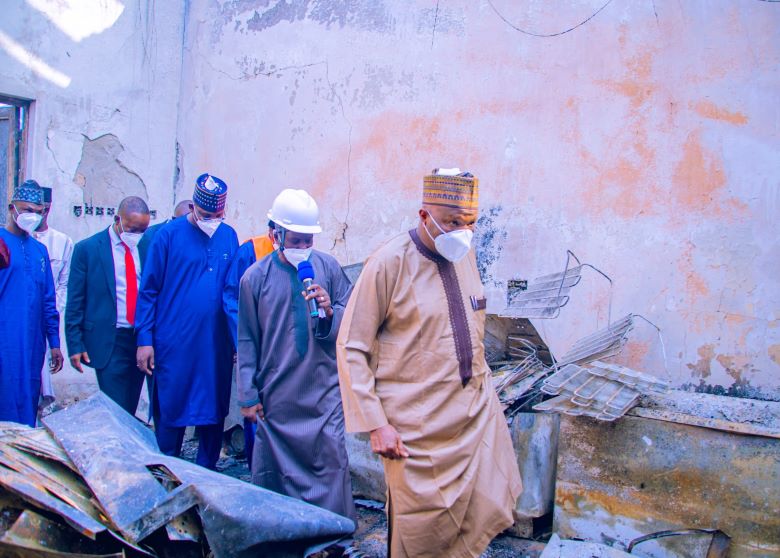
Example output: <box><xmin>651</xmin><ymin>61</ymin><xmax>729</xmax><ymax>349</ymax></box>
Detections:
<box><xmin>181</xmin><ymin>438</ymin><xmax>545</xmax><ymax>558</ymax></box>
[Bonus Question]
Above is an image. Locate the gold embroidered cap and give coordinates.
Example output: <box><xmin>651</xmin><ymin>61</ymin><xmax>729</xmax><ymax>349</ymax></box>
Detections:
<box><xmin>422</xmin><ymin>168</ymin><xmax>479</xmax><ymax>210</ymax></box>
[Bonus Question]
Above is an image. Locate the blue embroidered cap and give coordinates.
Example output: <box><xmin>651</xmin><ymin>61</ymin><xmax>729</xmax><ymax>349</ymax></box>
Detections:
<box><xmin>13</xmin><ymin>180</ymin><xmax>44</xmax><ymax>205</ymax></box>
<box><xmin>193</xmin><ymin>173</ymin><xmax>228</xmax><ymax>212</ymax></box>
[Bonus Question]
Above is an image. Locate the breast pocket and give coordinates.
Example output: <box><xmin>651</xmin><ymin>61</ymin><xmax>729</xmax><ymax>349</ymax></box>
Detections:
<box><xmin>205</xmin><ymin>249</ymin><xmax>219</xmax><ymax>300</ymax></box>
<box><xmin>35</xmin><ymin>257</ymin><xmax>47</xmax><ymax>287</ymax></box>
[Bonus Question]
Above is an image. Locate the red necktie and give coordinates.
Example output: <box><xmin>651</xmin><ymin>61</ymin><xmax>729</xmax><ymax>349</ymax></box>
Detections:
<box><xmin>123</xmin><ymin>243</ymin><xmax>137</xmax><ymax>325</ymax></box>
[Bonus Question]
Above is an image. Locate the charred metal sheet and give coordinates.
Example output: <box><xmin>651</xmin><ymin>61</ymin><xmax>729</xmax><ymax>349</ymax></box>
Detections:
<box><xmin>554</xmin><ymin>409</ymin><xmax>780</xmax><ymax>557</ymax></box>
<box><xmin>486</xmin><ymin>314</ymin><xmax>556</xmax><ymax>416</ymax></box>
<box><xmin>0</xmin><ymin>464</ymin><xmax>106</xmax><ymax>539</ymax></box>
<box><xmin>42</xmin><ymin>395</ymin><xmax>198</xmax><ymax>543</ymax></box>
<box><xmin>0</xmin><ymin>445</ymin><xmax>95</xmax><ymax>512</ymax></box>
<box><xmin>485</xmin><ymin>314</ymin><xmax>554</xmax><ymax>365</ymax></box>
<box><xmin>509</xmin><ymin>412</ymin><xmax>559</xmax><ymax>519</ymax></box>
<box><xmin>43</xmin><ymin>393</ymin><xmax>355</xmax><ymax>558</ymax></box>
<box><xmin>152</xmin><ymin>453</ymin><xmax>356</xmax><ymax>558</ymax></box>
<box><xmin>164</xmin><ymin>509</ymin><xmax>202</xmax><ymax>543</ymax></box>
<box><xmin>3</xmin><ymin>428</ymin><xmax>75</xmax><ymax>471</ymax></box>
<box><xmin>628</xmin><ymin>390</ymin><xmax>780</xmax><ymax>440</ymax></box>
<box><xmin>0</xmin><ymin>509</ymin><xmax>123</xmax><ymax>557</ymax></box>
<box><xmin>493</xmin><ymin>338</ymin><xmax>550</xmax><ymax>402</ymax></box>
<box><xmin>149</xmin><ymin>466</ymin><xmax>203</xmax><ymax>543</ymax></box>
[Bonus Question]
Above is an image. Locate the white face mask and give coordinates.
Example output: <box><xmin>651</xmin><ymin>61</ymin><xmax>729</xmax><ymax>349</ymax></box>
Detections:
<box><xmin>283</xmin><ymin>247</ymin><xmax>312</xmax><ymax>269</ymax></box>
<box><xmin>14</xmin><ymin>208</ymin><xmax>43</xmax><ymax>235</ymax></box>
<box><xmin>118</xmin><ymin>220</ymin><xmax>143</xmax><ymax>249</ymax></box>
<box><xmin>197</xmin><ymin>219</ymin><xmax>221</xmax><ymax>238</ymax></box>
<box><xmin>423</xmin><ymin>214</ymin><xmax>474</xmax><ymax>263</ymax></box>
<box><xmin>194</xmin><ymin>207</ymin><xmax>223</xmax><ymax>238</ymax></box>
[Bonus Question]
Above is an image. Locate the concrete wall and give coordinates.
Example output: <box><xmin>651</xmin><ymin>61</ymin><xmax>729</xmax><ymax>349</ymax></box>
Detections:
<box><xmin>0</xmin><ymin>0</ymin><xmax>185</xmax><ymax>400</ymax></box>
<box><xmin>177</xmin><ymin>0</ymin><xmax>780</xmax><ymax>400</ymax></box>
<box><xmin>2</xmin><ymin>1</ymin><xmax>779</xmax><ymax>402</ymax></box>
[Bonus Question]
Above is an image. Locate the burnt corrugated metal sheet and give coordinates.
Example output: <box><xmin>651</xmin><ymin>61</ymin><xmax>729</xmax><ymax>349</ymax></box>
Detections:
<box><xmin>554</xmin><ymin>404</ymin><xmax>780</xmax><ymax>558</ymax></box>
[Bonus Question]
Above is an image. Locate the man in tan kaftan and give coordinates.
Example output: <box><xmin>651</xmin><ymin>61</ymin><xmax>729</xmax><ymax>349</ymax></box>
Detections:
<box><xmin>336</xmin><ymin>169</ymin><xmax>522</xmax><ymax>558</ymax></box>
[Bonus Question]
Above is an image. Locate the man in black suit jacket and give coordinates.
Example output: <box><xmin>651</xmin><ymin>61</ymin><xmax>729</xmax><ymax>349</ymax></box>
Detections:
<box><xmin>65</xmin><ymin>197</ymin><xmax>151</xmax><ymax>414</ymax></box>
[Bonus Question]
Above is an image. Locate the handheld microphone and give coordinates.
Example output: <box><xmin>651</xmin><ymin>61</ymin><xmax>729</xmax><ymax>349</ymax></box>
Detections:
<box><xmin>297</xmin><ymin>261</ymin><xmax>319</xmax><ymax>318</ymax></box>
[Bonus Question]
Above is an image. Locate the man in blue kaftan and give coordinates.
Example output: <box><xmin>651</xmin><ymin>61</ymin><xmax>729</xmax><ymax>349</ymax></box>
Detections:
<box><xmin>135</xmin><ymin>174</ymin><xmax>238</xmax><ymax>469</ymax></box>
<box><xmin>0</xmin><ymin>182</ymin><xmax>63</xmax><ymax>426</ymax></box>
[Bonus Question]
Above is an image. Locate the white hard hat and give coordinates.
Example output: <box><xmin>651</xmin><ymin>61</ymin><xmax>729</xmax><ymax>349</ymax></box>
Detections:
<box><xmin>267</xmin><ymin>189</ymin><xmax>322</xmax><ymax>234</ymax></box>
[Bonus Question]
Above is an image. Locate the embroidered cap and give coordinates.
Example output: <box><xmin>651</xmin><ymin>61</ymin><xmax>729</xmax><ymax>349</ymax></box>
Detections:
<box><xmin>193</xmin><ymin>173</ymin><xmax>228</xmax><ymax>212</ymax></box>
<box><xmin>422</xmin><ymin>168</ymin><xmax>479</xmax><ymax>210</ymax></box>
<box><xmin>13</xmin><ymin>180</ymin><xmax>44</xmax><ymax>205</ymax></box>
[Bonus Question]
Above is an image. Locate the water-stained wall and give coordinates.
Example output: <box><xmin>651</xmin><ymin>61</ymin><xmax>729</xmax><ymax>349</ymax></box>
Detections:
<box><xmin>177</xmin><ymin>0</ymin><xmax>780</xmax><ymax>399</ymax></box>
<box><xmin>2</xmin><ymin>1</ymin><xmax>779</xmax><ymax>402</ymax></box>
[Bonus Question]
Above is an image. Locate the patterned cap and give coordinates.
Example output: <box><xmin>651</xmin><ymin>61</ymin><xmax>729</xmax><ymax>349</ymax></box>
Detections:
<box><xmin>193</xmin><ymin>173</ymin><xmax>228</xmax><ymax>212</ymax></box>
<box><xmin>13</xmin><ymin>180</ymin><xmax>44</xmax><ymax>205</ymax></box>
<box><xmin>422</xmin><ymin>168</ymin><xmax>479</xmax><ymax>210</ymax></box>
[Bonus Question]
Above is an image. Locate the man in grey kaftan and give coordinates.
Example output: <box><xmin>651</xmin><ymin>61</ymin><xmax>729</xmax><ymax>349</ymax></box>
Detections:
<box><xmin>237</xmin><ymin>189</ymin><xmax>356</xmax><ymax>524</ymax></box>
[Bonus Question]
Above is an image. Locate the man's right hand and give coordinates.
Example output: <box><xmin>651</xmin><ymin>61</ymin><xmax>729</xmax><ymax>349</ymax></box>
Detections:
<box><xmin>241</xmin><ymin>403</ymin><xmax>265</xmax><ymax>423</ymax></box>
<box><xmin>69</xmin><ymin>352</ymin><xmax>90</xmax><ymax>373</ymax></box>
<box><xmin>370</xmin><ymin>424</ymin><xmax>409</xmax><ymax>460</ymax></box>
<box><xmin>136</xmin><ymin>346</ymin><xmax>155</xmax><ymax>376</ymax></box>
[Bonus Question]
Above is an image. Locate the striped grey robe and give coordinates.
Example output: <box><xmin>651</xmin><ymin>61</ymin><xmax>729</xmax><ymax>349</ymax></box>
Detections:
<box><xmin>237</xmin><ymin>249</ymin><xmax>356</xmax><ymax>524</ymax></box>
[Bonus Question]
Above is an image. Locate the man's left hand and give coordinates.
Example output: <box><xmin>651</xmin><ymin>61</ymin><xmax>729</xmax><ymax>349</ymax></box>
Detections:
<box><xmin>302</xmin><ymin>284</ymin><xmax>334</xmax><ymax>318</ymax></box>
<box><xmin>50</xmin><ymin>348</ymin><xmax>64</xmax><ymax>373</ymax></box>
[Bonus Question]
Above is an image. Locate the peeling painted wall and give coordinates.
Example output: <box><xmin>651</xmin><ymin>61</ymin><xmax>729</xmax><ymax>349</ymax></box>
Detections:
<box><xmin>0</xmin><ymin>0</ymin><xmax>185</xmax><ymax>400</ymax></box>
<box><xmin>2</xmin><ymin>1</ymin><xmax>779</xmax><ymax>402</ymax></box>
<box><xmin>176</xmin><ymin>0</ymin><xmax>780</xmax><ymax>399</ymax></box>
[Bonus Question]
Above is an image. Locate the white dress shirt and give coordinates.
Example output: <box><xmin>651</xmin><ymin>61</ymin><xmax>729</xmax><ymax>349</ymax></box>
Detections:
<box><xmin>33</xmin><ymin>227</ymin><xmax>74</xmax><ymax>314</ymax></box>
<box><xmin>108</xmin><ymin>224</ymin><xmax>142</xmax><ymax>328</ymax></box>
<box><xmin>33</xmin><ymin>226</ymin><xmax>74</xmax><ymax>406</ymax></box>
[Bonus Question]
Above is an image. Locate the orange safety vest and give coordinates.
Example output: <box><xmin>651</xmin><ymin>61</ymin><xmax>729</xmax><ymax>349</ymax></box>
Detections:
<box><xmin>249</xmin><ymin>235</ymin><xmax>275</xmax><ymax>262</ymax></box>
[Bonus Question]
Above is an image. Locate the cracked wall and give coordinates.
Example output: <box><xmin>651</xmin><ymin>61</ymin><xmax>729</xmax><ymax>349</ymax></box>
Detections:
<box><xmin>2</xmin><ymin>1</ymin><xmax>779</xmax><ymax>403</ymax></box>
<box><xmin>0</xmin><ymin>0</ymin><xmax>185</xmax><ymax>402</ymax></box>
<box><xmin>74</xmin><ymin>134</ymin><xmax>148</xmax><ymax>206</ymax></box>
<box><xmin>177</xmin><ymin>0</ymin><xmax>780</xmax><ymax>400</ymax></box>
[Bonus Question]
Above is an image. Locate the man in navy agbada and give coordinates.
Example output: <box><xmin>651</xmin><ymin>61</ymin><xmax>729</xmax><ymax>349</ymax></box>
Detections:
<box><xmin>136</xmin><ymin>174</ymin><xmax>238</xmax><ymax>469</ymax></box>
<box><xmin>0</xmin><ymin>181</ymin><xmax>63</xmax><ymax>426</ymax></box>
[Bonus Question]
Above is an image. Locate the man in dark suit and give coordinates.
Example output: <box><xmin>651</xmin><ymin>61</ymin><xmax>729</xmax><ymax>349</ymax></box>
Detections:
<box><xmin>65</xmin><ymin>196</ymin><xmax>151</xmax><ymax>414</ymax></box>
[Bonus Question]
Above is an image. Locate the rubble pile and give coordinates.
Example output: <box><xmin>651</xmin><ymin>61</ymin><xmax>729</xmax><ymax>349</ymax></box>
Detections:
<box><xmin>0</xmin><ymin>393</ymin><xmax>354</xmax><ymax>558</ymax></box>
